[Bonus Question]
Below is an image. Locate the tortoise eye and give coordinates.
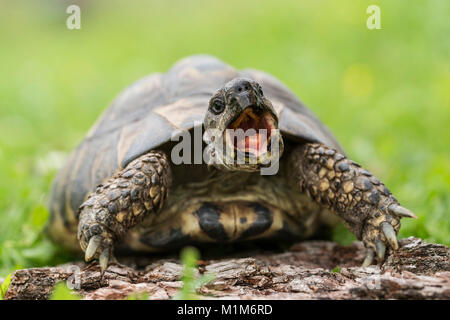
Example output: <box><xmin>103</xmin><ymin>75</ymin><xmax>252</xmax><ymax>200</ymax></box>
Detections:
<box><xmin>210</xmin><ymin>99</ymin><xmax>225</xmax><ymax>115</ymax></box>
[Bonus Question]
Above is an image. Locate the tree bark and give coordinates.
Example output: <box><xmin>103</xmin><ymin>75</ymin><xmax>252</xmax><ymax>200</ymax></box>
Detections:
<box><xmin>4</xmin><ymin>237</ymin><xmax>449</xmax><ymax>300</ymax></box>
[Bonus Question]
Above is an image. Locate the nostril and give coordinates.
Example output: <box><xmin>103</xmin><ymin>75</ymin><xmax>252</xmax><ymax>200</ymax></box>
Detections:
<box><xmin>237</xmin><ymin>85</ymin><xmax>250</xmax><ymax>93</ymax></box>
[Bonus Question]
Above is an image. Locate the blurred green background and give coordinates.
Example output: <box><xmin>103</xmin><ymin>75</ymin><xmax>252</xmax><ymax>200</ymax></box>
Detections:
<box><xmin>0</xmin><ymin>0</ymin><xmax>449</xmax><ymax>276</ymax></box>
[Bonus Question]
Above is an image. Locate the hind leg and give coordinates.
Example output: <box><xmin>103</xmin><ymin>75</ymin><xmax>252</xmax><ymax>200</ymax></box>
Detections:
<box><xmin>77</xmin><ymin>150</ymin><xmax>171</xmax><ymax>272</ymax></box>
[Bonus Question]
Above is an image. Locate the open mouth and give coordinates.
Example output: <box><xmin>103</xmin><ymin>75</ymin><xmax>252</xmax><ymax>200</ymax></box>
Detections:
<box><xmin>225</xmin><ymin>106</ymin><xmax>277</xmax><ymax>158</ymax></box>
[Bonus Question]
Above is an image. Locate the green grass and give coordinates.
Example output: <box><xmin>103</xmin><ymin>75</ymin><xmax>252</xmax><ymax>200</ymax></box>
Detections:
<box><xmin>49</xmin><ymin>282</ymin><xmax>82</xmax><ymax>300</ymax></box>
<box><xmin>173</xmin><ymin>247</ymin><xmax>215</xmax><ymax>300</ymax></box>
<box><xmin>0</xmin><ymin>0</ymin><xmax>449</xmax><ymax>277</ymax></box>
<box><xmin>0</xmin><ymin>274</ymin><xmax>12</xmax><ymax>300</ymax></box>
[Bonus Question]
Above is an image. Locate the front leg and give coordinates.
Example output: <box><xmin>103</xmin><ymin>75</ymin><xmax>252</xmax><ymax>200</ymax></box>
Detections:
<box><xmin>77</xmin><ymin>150</ymin><xmax>171</xmax><ymax>272</ymax></box>
<box><xmin>288</xmin><ymin>143</ymin><xmax>417</xmax><ymax>266</ymax></box>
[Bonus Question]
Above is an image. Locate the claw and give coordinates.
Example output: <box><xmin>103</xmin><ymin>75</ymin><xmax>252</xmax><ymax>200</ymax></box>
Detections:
<box><xmin>381</xmin><ymin>222</ymin><xmax>399</xmax><ymax>250</ymax></box>
<box><xmin>80</xmin><ymin>240</ymin><xmax>87</xmax><ymax>252</ymax></box>
<box><xmin>85</xmin><ymin>236</ymin><xmax>101</xmax><ymax>262</ymax></box>
<box><xmin>388</xmin><ymin>204</ymin><xmax>417</xmax><ymax>219</ymax></box>
<box><xmin>362</xmin><ymin>248</ymin><xmax>375</xmax><ymax>267</ymax></box>
<box><xmin>99</xmin><ymin>247</ymin><xmax>110</xmax><ymax>274</ymax></box>
<box><xmin>375</xmin><ymin>240</ymin><xmax>386</xmax><ymax>262</ymax></box>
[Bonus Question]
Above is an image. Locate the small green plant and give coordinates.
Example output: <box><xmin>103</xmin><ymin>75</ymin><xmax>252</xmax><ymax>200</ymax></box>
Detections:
<box><xmin>331</xmin><ymin>266</ymin><xmax>341</xmax><ymax>274</ymax></box>
<box><xmin>126</xmin><ymin>292</ymin><xmax>150</xmax><ymax>300</ymax></box>
<box><xmin>49</xmin><ymin>281</ymin><xmax>82</xmax><ymax>300</ymax></box>
<box><xmin>173</xmin><ymin>246</ymin><xmax>215</xmax><ymax>300</ymax></box>
<box><xmin>0</xmin><ymin>274</ymin><xmax>12</xmax><ymax>300</ymax></box>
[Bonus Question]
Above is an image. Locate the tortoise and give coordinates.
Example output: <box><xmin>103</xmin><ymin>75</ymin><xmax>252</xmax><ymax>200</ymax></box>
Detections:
<box><xmin>47</xmin><ymin>55</ymin><xmax>417</xmax><ymax>272</ymax></box>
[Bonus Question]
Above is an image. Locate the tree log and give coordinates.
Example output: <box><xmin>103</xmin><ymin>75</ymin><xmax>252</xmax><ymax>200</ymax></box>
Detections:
<box><xmin>3</xmin><ymin>237</ymin><xmax>449</xmax><ymax>300</ymax></box>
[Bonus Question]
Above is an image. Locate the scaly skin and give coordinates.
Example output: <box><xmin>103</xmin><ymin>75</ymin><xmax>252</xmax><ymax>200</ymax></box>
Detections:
<box><xmin>77</xmin><ymin>150</ymin><xmax>171</xmax><ymax>272</ymax></box>
<box><xmin>288</xmin><ymin>143</ymin><xmax>417</xmax><ymax>265</ymax></box>
<box><xmin>74</xmin><ymin>77</ymin><xmax>417</xmax><ymax>272</ymax></box>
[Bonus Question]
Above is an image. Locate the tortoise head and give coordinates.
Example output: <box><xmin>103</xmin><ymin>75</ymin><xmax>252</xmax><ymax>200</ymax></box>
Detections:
<box><xmin>204</xmin><ymin>78</ymin><xmax>284</xmax><ymax>172</ymax></box>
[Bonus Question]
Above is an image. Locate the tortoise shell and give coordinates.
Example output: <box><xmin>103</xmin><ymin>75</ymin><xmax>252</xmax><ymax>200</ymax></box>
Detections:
<box><xmin>49</xmin><ymin>55</ymin><xmax>343</xmax><ymax>228</ymax></box>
